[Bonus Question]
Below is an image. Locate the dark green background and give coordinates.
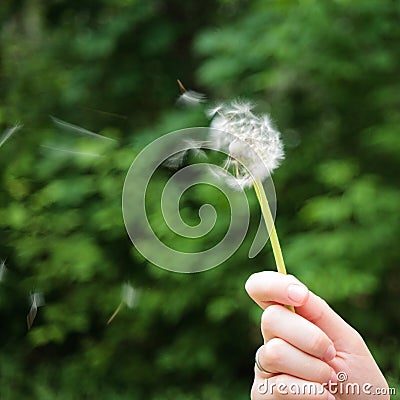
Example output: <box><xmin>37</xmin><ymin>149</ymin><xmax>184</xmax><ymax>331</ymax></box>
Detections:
<box><xmin>0</xmin><ymin>0</ymin><xmax>399</xmax><ymax>398</ymax></box>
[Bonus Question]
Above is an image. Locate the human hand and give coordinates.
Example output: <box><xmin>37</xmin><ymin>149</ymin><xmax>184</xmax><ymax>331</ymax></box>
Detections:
<box><xmin>245</xmin><ymin>271</ymin><xmax>390</xmax><ymax>400</ymax></box>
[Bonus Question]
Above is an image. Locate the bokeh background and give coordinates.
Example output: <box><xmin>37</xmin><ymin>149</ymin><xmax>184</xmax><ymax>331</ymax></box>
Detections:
<box><xmin>0</xmin><ymin>0</ymin><xmax>399</xmax><ymax>398</ymax></box>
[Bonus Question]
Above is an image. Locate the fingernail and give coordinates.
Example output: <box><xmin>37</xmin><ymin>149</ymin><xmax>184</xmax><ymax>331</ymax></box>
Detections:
<box><xmin>287</xmin><ymin>284</ymin><xmax>308</xmax><ymax>303</ymax></box>
<box><xmin>324</xmin><ymin>345</ymin><xmax>336</xmax><ymax>362</ymax></box>
<box><xmin>330</xmin><ymin>370</ymin><xmax>337</xmax><ymax>383</ymax></box>
<box><xmin>328</xmin><ymin>393</ymin><xmax>335</xmax><ymax>400</ymax></box>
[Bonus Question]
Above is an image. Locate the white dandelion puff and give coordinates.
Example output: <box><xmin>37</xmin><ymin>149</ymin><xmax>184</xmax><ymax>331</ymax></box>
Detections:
<box><xmin>208</xmin><ymin>100</ymin><xmax>284</xmax><ymax>188</ymax></box>
<box><xmin>27</xmin><ymin>292</ymin><xmax>45</xmax><ymax>330</ymax></box>
<box><xmin>0</xmin><ymin>123</ymin><xmax>23</xmax><ymax>149</ymax></box>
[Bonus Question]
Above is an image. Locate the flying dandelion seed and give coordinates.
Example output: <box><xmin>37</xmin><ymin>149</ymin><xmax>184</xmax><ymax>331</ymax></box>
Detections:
<box><xmin>40</xmin><ymin>144</ymin><xmax>103</xmax><ymax>158</ymax></box>
<box><xmin>27</xmin><ymin>292</ymin><xmax>45</xmax><ymax>330</ymax></box>
<box><xmin>50</xmin><ymin>116</ymin><xmax>116</xmax><ymax>142</ymax></box>
<box><xmin>176</xmin><ymin>79</ymin><xmax>206</xmax><ymax>107</ymax></box>
<box><xmin>163</xmin><ymin>139</ymin><xmax>208</xmax><ymax>169</ymax></box>
<box><xmin>177</xmin><ymin>91</ymin><xmax>207</xmax><ymax>106</ymax></box>
<box><xmin>0</xmin><ymin>123</ymin><xmax>23</xmax><ymax>149</ymax></box>
<box><xmin>122</xmin><ymin>282</ymin><xmax>137</xmax><ymax>309</ymax></box>
<box><xmin>162</xmin><ymin>150</ymin><xmax>187</xmax><ymax>169</ymax></box>
<box><xmin>107</xmin><ymin>282</ymin><xmax>138</xmax><ymax>325</ymax></box>
<box><xmin>164</xmin><ymin>80</ymin><xmax>207</xmax><ymax>167</ymax></box>
<box><xmin>0</xmin><ymin>259</ymin><xmax>6</xmax><ymax>282</ymax></box>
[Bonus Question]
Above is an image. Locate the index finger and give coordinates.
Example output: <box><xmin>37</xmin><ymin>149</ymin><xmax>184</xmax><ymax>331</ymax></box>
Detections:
<box><xmin>245</xmin><ymin>271</ymin><xmax>309</xmax><ymax>308</ymax></box>
<box><xmin>245</xmin><ymin>271</ymin><xmax>357</xmax><ymax>343</ymax></box>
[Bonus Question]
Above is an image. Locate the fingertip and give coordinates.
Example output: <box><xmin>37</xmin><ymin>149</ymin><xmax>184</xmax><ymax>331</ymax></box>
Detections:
<box><xmin>244</xmin><ymin>274</ymin><xmax>253</xmax><ymax>295</ymax></box>
<box><xmin>244</xmin><ymin>271</ymin><xmax>265</xmax><ymax>295</ymax></box>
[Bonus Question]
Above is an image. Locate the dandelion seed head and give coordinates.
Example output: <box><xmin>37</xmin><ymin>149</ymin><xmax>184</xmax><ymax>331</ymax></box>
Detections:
<box><xmin>206</xmin><ymin>104</ymin><xmax>224</xmax><ymax>118</ymax></box>
<box><xmin>208</xmin><ymin>100</ymin><xmax>284</xmax><ymax>187</ymax></box>
<box><xmin>226</xmin><ymin>100</ymin><xmax>255</xmax><ymax>116</ymax></box>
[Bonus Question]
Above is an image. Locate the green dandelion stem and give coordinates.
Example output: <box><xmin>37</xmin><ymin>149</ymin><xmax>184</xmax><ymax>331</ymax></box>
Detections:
<box><xmin>253</xmin><ymin>178</ymin><xmax>295</xmax><ymax>312</ymax></box>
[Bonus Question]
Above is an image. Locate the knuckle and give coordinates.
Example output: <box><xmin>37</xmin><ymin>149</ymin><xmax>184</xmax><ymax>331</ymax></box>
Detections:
<box><xmin>263</xmin><ymin>337</ymin><xmax>285</xmax><ymax>366</ymax></box>
<box><xmin>309</xmin><ymin>332</ymin><xmax>329</xmax><ymax>357</ymax></box>
<box><xmin>348</xmin><ymin>329</ymin><xmax>367</xmax><ymax>352</ymax></box>
<box><xmin>261</xmin><ymin>304</ymin><xmax>282</xmax><ymax>331</ymax></box>
<box><xmin>349</xmin><ymin>326</ymin><xmax>364</xmax><ymax>343</ymax></box>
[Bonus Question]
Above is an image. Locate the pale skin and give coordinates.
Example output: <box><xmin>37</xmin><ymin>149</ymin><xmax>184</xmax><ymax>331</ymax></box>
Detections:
<box><xmin>245</xmin><ymin>271</ymin><xmax>390</xmax><ymax>400</ymax></box>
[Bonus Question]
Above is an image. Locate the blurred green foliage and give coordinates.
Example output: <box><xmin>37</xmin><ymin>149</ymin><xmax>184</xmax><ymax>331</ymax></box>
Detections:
<box><xmin>0</xmin><ymin>0</ymin><xmax>399</xmax><ymax>398</ymax></box>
